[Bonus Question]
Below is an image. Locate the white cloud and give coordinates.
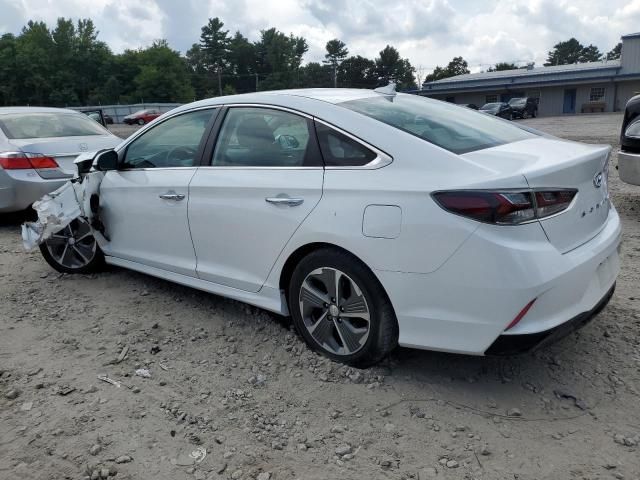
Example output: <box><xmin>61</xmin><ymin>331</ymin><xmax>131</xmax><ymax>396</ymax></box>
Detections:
<box><xmin>1</xmin><ymin>0</ymin><xmax>639</xmax><ymax>75</ymax></box>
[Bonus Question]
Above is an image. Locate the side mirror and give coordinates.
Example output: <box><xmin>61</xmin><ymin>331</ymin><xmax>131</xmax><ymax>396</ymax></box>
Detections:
<box><xmin>95</xmin><ymin>150</ymin><xmax>118</xmax><ymax>171</ymax></box>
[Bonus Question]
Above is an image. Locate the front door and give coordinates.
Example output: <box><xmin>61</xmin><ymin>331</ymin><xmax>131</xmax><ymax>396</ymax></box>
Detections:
<box><xmin>563</xmin><ymin>89</ymin><xmax>577</xmax><ymax>114</ymax></box>
<box><xmin>100</xmin><ymin>108</ymin><xmax>217</xmax><ymax>277</ymax></box>
<box><xmin>189</xmin><ymin>106</ymin><xmax>324</xmax><ymax>292</ymax></box>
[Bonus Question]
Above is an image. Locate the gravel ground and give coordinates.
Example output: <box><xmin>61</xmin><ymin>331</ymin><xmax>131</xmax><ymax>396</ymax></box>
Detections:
<box><xmin>1</xmin><ymin>113</ymin><xmax>639</xmax><ymax>480</ymax></box>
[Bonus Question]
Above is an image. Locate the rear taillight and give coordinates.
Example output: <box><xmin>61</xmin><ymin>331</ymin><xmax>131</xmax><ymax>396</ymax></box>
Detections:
<box><xmin>0</xmin><ymin>152</ymin><xmax>59</xmax><ymax>170</ymax></box>
<box><xmin>433</xmin><ymin>189</ymin><xmax>577</xmax><ymax>225</ymax></box>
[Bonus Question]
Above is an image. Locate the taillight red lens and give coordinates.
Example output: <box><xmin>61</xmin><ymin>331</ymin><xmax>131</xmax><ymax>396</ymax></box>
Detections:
<box><xmin>0</xmin><ymin>152</ymin><xmax>59</xmax><ymax>170</ymax></box>
<box><xmin>432</xmin><ymin>191</ymin><xmax>535</xmax><ymax>225</ymax></box>
<box><xmin>534</xmin><ymin>190</ymin><xmax>577</xmax><ymax>218</ymax></box>
<box><xmin>433</xmin><ymin>189</ymin><xmax>577</xmax><ymax>225</ymax></box>
<box><xmin>0</xmin><ymin>154</ymin><xmax>31</xmax><ymax>169</ymax></box>
<box><xmin>28</xmin><ymin>156</ymin><xmax>59</xmax><ymax>169</ymax></box>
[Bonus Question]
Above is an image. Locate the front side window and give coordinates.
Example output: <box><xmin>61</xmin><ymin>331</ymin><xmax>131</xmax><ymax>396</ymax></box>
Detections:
<box><xmin>341</xmin><ymin>94</ymin><xmax>535</xmax><ymax>154</ymax></box>
<box><xmin>212</xmin><ymin>107</ymin><xmax>317</xmax><ymax>167</ymax></box>
<box><xmin>590</xmin><ymin>87</ymin><xmax>605</xmax><ymax>102</ymax></box>
<box><xmin>122</xmin><ymin>109</ymin><xmax>215</xmax><ymax>169</ymax></box>
<box><xmin>0</xmin><ymin>112</ymin><xmax>108</xmax><ymax>139</ymax></box>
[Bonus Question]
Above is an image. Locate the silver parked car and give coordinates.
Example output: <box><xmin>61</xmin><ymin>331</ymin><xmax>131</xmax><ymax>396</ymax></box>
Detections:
<box><xmin>0</xmin><ymin>107</ymin><xmax>121</xmax><ymax>213</ymax></box>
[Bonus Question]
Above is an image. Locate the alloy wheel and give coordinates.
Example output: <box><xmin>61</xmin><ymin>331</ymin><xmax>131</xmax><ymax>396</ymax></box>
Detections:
<box><xmin>45</xmin><ymin>218</ymin><xmax>97</xmax><ymax>269</ymax></box>
<box><xmin>298</xmin><ymin>267</ymin><xmax>371</xmax><ymax>356</ymax></box>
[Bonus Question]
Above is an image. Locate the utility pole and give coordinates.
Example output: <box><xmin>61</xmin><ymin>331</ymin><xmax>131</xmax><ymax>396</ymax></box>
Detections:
<box><xmin>217</xmin><ymin>70</ymin><xmax>222</xmax><ymax>96</ymax></box>
<box><xmin>255</xmin><ymin>73</ymin><xmax>259</xmax><ymax>92</ymax></box>
<box><xmin>333</xmin><ymin>65</ymin><xmax>337</xmax><ymax>88</ymax></box>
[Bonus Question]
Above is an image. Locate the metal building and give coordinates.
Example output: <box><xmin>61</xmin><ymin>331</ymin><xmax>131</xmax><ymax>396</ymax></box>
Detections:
<box><xmin>417</xmin><ymin>33</ymin><xmax>640</xmax><ymax>116</ymax></box>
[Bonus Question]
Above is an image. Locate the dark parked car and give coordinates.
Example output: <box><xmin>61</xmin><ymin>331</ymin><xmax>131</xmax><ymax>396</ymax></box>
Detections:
<box><xmin>123</xmin><ymin>109</ymin><xmax>161</xmax><ymax>126</ymax></box>
<box><xmin>618</xmin><ymin>94</ymin><xmax>640</xmax><ymax>186</ymax></box>
<box><xmin>461</xmin><ymin>103</ymin><xmax>478</xmax><ymax>110</ymax></box>
<box><xmin>479</xmin><ymin>102</ymin><xmax>513</xmax><ymax>119</ymax></box>
<box><xmin>508</xmin><ymin>97</ymin><xmax>538</xmax><ymax>119</ymax></box>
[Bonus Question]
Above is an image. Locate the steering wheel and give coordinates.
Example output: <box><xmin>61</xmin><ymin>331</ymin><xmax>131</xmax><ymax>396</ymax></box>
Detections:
<box><xmin>167</xmin><ymin>146</ymin><xmax>196</xmax><ymax>164</ymax></box>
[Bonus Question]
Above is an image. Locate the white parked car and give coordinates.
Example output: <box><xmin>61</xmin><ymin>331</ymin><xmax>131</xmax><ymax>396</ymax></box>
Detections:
<box><xmin>34</xmin><ymin>88</ymin><xmax>621</xmax><ymax>366</ymax></box>
<box><xmin>0</xmin><ymin>107</ymin><xmax>120</xmax><ymax>213</ymax></box>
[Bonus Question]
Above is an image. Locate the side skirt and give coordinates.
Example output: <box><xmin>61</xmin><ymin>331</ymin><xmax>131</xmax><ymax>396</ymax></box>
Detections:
<box><xmin>105</xmin><ymin>256</ymin><xmax>287</xmax><ymax>315</ymax></box>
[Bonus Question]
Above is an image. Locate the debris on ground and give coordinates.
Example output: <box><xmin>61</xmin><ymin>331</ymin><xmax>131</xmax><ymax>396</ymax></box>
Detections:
<box><xmin>134</xmin><ymin>368</ymin><xmax>151</xmax><ymax>379</ymax></box>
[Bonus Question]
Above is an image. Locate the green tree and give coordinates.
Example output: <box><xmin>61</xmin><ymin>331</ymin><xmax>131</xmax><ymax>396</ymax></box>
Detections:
<box><xmin>254</xmin><ymin>28</ymin><xmax>307</xmax><ymax>90</ymax></box>
<box><xmin>300</xmin><ymin>62</ymin><xmax>332</xmax><ymax>88</ymax></box>
<box><xmin>606</xmin><ymin>42</ymin><xmax>622</xmax><ymax>60</ymax></box>
<box><xmin>133</xmin><ymin>40</ymin><xmax>194</xmax><ymax>102</ymax></box>
<box><xmin>545</xmin><ymin>38</ymin><xmax>602</xmax><ymax>66</ymax></box>
<box><xmin>226</xmin><ymin>32</ymin><xmax>257</xmax><ymax>93</ymax></box>
<box><xmin>15</xmin><ymin>21</ymin><xmax>55</xmax><ymax>104</ymax></box>
<box><xmin>374</xmin><ymin>45</ymin><xmax>416</xmax><ymax>89</ymax></box>
<box><xmin>424</xmin><ymin>56</ymin><xmax>469</xmax><ymax>83</ymax></box>
<box><xmin>199</xmin><ymin>17</ymin><xmax>230</xmax><ymax>95</ymax></box>
<box><xmin>338</xmin><ymin>55</ymin><xmax>377</xmax><ymax>88</ymax></box>
<box><xmin>0</xmin><ymin>34</ymin><xmax>19</xmax><ymax>105</ymax></box>
<box><xmin>488</xmin><ymin>62</ymin><xmax>517</xmax><ymax>72</ymax></box>
<box><xmin>323</xmin><ymin>39</ymin><xmax>348</xmax><ymax>87</ymax></box>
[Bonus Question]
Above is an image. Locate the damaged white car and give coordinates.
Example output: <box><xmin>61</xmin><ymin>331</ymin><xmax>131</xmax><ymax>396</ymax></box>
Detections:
<box><xmin>23</xmin><ymin>88</ymin><xmax>621</xmax><ymax>367</ymax></box>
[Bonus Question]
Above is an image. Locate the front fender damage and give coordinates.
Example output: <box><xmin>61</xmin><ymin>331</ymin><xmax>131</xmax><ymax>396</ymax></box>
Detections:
<box><xmin>21</xmin><ymin>154</ymin><xmax>108</xmax><ymax>251</ymax></box>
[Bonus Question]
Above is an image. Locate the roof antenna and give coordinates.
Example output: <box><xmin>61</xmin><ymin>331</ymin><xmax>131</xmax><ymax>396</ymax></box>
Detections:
<box><xmin>374</xmin><ymin>81</ymin><xmax>397</xmax><ymax>96</ymax></box>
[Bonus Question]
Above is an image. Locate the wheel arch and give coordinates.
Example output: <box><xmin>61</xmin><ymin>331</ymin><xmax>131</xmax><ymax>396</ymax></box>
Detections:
<box><xmin>278</xmin><ymin>241</ymin><xmax>395</xmax><ymax>312</ymax></box>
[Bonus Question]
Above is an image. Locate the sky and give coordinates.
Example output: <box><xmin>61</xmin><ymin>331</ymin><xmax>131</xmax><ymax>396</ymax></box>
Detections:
<box><xmin>2</xmin><ymin>0</ymin><xmax>640</xmax><ymax>80</ymax></box>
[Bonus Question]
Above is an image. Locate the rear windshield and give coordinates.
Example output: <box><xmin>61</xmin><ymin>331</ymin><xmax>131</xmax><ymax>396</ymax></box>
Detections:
<box><xmin>340</xmin><ymin>95</ymin><xmax>535</xmax><ymax>154</ymax></box>
<box><xmin>0</xmin><ymin>112</ymin><xmax>108</xmax><ymax>139</ymax></box>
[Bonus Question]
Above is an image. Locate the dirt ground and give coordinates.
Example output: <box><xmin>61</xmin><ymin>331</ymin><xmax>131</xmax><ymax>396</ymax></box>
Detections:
<box><xmin>1</xmin><ymin>113</ymin><xmax>639</xmax><ymax>480</ymax></box>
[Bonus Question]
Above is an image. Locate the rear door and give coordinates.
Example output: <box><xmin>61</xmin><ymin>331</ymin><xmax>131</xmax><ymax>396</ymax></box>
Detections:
<box><xmin>99</xmin><ymin>108</ymin><xmax>217</xmax><ymax>276</ymax></box>
<box><xmin>189</xmin><ymin>106</ymin><xmax>324</xmax><ymax>292</ymax></box>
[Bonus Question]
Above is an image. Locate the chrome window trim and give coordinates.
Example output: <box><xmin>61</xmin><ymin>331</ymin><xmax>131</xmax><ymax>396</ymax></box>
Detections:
<box><xmin>115</xmin><ymin>102</ymin><xmax>393</xmax><ymax>171</ymax></box>
<box><xmin>115</xmin><ymin>105</ymin><xmax>220</xmax><ymax>153</ymax></box>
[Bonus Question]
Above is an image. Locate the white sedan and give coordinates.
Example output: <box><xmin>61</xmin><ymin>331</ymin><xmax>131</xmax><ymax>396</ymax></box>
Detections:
<box><xmin>35</xmin><ymin>88</ymin><xmax>621</xmax><ymax>366</ymax></box>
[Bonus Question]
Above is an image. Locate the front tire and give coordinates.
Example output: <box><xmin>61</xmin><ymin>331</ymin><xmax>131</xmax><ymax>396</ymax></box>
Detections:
<box><xmin>39</xmin><ymin>217</ymin><xmax>104</xmax><ymax>274</ymax></box>
<box><xmin>137</xmin><ymin>118</ymin><xmax>145</xmax><ymax>125</ymax></box>
<box><xmin>288</xmin><ymin>248</ymin><xmax>398</xmax><ymax>367</ymax></box>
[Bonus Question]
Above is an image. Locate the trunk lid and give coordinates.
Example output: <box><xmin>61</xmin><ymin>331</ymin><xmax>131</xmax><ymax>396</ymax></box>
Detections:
<box><xmin>463</xmin><ymin>137</ymin><xmax>611</xmax><ymax>253</ymax></box>
<box><xmin>10</xmin><ymin>134</ymin><xmax>119</xmax><ymax>176</ymax></box>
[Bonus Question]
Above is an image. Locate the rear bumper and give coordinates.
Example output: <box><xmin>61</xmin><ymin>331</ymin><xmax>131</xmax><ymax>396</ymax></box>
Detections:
<box><xmin>485</xmin><ymin>283</ymin><xmax>615</xmax><ymax>355</ymax></box>
<box><xmin>376</xmin><ymin>206</ymin><xmax>621</xmax><ymax>355</ymax></box>
<box><xmin>618</xmin><ymin>150</ymin><xmax>640</xmax><ymax>185</ymax></box>
<box><xmin>0</xmin><ymin>169</ymin><xmax>66</xmax><ymax>213</ymax></box>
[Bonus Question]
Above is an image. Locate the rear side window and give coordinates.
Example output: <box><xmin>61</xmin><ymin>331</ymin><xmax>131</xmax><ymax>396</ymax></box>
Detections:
<box><xmin>340</xmin><ymin>94</ymin><xmax>536</xmax><ymax>154</ymax></box>
<box><xmin>0</xmin><ymin>112</ymin><xmax>108</xmax><ymax>139</ymax></box>
<box><xmin>212</xmin><ymin>107</ymin><xmax>320</xmax><ymax>167</ymax></box>
<box><xmin>315</xmin><ymin>122</ymin><xmax>377</xmax><ymax>167</ymax></box>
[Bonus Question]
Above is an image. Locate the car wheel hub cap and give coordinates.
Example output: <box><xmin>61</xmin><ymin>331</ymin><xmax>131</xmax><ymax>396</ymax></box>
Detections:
<box><xmin>299</xmin><ymin>267</ymin><xmax>371</xmax><ymax>356</ymax></box>
<box><xmin>45</xmin><ymin>218</ymin><xmax>97</xmax><ymax>269</ymax></box>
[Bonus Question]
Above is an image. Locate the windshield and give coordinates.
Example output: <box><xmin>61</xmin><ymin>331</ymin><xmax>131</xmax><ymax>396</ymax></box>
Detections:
<box><xmin>340</xmin><ymin>95</ymin><xmax>534</xmax><ymax>154</ymax></box>
<box><xmin>480</xmin><ymin>103</ymin><xmax>501</xmax><ymax>110</ymax></box>
<box><xmin>0</xmin><ymin>112</ymin><xmax>109</xmax><ymax>139</ymax></box>
<box><xmin>509</xmin><ymin>98</ymin><xmax>525</xmax><ymax>105</ymax></box>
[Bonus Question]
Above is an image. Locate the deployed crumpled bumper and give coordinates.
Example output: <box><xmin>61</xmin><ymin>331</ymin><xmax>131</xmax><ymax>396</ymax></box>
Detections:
<box><xmin>21</xmin><ymin>153</ymin><xmax>106</xmax><ymax>251</ymax></box>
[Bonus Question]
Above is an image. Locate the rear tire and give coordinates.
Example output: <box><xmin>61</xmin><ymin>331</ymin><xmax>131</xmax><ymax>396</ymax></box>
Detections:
<box><xmin>39</xmin><ymin>217</ymin><xmax>104</xmax><ymax>274</ymax></box>
<box><xmin>288</xmin><ymin>248</ymin><xmax>398</xmax><ymax>367</ymax></box>
<box><xmin>137</xmin><ymin>119</ymin><xmax>145</xmax><ymax>126</ymax></box>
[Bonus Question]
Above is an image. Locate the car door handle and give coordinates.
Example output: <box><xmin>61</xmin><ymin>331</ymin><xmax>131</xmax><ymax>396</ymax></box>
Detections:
<box><xmin>159</xmin><ymin>191</ymin><xmax>185</xmax><ymax>201</ymax></box>
<box><xmin>265</xmin><ymin>196</ymin><xmax>304</xmax><ymax>207</ymax></box>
